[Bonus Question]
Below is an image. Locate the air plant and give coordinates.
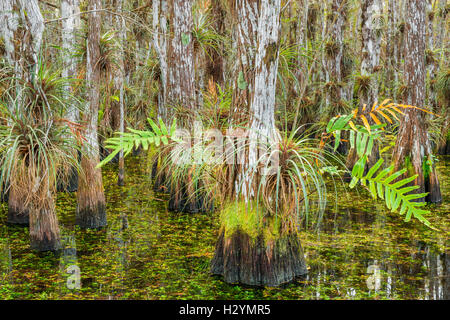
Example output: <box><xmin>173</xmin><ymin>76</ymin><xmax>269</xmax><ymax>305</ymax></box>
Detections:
<box><xmin>0</xmin><ymin>60</ymin><xmax>82</xmax><ymax>251</ymax></box>
<box><xmin>192</xmin><ymin>2</ymin><xmax>223</xmax><ymax>58</ymax></box>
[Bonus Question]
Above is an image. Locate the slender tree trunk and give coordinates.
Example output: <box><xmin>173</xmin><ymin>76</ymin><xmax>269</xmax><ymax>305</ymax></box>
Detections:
<box><xmin>360</xmin><ymin>0</ymin><xmax>382</xmax><ymax>106</ymax></box>
<box><xmin>391</xmin><ymin>0</ymin><xmax>441</xmax><ymax>203</ymax></box>
<box><xmin>113</xmin><ymin>0</ymin><xmax>125</xmax><ymax>186</ymax></box>
<box><xmin>76</xmin><ymin>0</ymin><xmax>107</xmax><ymax>228</ymax></box>
<box><xmin>346</xmin><ymin>0</ymin><xmax>382</xmax><ymax>173</ymax></box>
<box><xmin>387</xmin><ymin>0</ymin><xmax>399</xmax><ymax>100</ymax></box>
<box><xmin>425</xmin><ymin>0</ymin><xmax>437</xmax><ymax>109</ymax></box>
<box><xmin>324</xmin><ymin>0</ymin><xmax>347</xmax><ymax>108</ymax></box>
<box><xmin>152</xmin><ymin>0</ymin><xmax>168</xmax><ymax>123</ymax></box>
<box><xmin>60</xmin><ymin>0</ymin><xmax>80</xmax><ymax>193</ymax></box>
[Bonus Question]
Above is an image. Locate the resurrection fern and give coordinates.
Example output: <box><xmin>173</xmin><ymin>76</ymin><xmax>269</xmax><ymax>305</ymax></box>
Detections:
<box><xmin>350</xmin><ymin>158</ymin><xmax>435</xmax><ymax>230</ymax></box>
<box><xmin>97</xmin><ymin>118</ymin><xmax>178</xmax><ymax>168</ymax></box>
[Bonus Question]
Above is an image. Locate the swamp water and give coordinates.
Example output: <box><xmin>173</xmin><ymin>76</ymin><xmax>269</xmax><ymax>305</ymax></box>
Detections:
<box><xmin>0</xmin><ymin>156</ymin><xmax>448</xmax><ymax>300</ymax></box>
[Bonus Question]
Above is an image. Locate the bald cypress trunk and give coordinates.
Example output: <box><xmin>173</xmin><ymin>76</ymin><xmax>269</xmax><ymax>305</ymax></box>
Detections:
<box><xmin>346</xmin><ymin>0</ymin><xmax>382</xmax><ymax>174</ymax></box>
<box><xmin>113</xmin><ymin>0</ymin><xmax>126</xmax><ymax>186</ymax></box>
<box><xmin>76</xmin><ymin>0</ymin><xmax>107</xmax><ymax>228</ymax></box>
<box><xmin>164</xmin><ymin>0</ymin><xmax>213</xmax><ymax>213</ymax></box>
<box><xmin>152</xmin><ymin>0</ymin><xmax>168</xmax><ymax>123</ymax></box>
<box><xmin>59</xmin><ymin>0</ymin><xmax>80</xmax><ymax>193</ymax></box>
<box><xmin>391</xmin><ymin>0</ymin><xmax>441</xmax><ymax>204</ymax></box>
<box><xmin>324</xmin><ymin>0</ymin><xmax>347</xmax><ymax>109</ymax></box>
<box><xmin>211</xmin><ymin>0</ymin><xmax>308</xmax><ymax>287</ymax></box>
<box><xmin>166</xmin><ymin>0</ymin><xmax>196</xmax><ymax>116</ymax></box>
<box><xmin>387</xmin><ymin>0</ymin><xmax>400</xmax><ymax>101</ymax></box>
<box><xmin>29</xmin><ymin>189</ymin><xmax>61</xmax><ymax>252</ymax></box>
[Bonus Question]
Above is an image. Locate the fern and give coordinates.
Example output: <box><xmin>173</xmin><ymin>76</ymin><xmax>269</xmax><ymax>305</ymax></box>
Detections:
<box><xmin>96</xmin><ymin>118</ymin><xmax>178</xmax><ymax>168</ymax></box>
<box><xmin>349</xmin><ymin>158</ymin><xmax>435</xmax><ymax>230</ymax></box>
<box><xmin>323</xmin><ymin>100</ymin><xmax>437</xmax><ymax>229</ymax></box>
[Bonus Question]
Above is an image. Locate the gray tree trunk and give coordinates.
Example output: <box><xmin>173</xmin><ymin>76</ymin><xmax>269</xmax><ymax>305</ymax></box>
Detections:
<box><xmin>152</xmin><ymin>0</ymin><xmax>168</xmax><ymax>123</ymax></box>
<box><xmin>166</xmin><ymin>0</ymin><xmax>196</xmax><ymax>124</ymax></box>
<box><xmin>392</xmin><ymin>0</ymin><xmax>441</xmax><ymax>203</ymax></box>
<box><xmin>76</xmin><ymin>0</ymin><xmax>107</xmax><ymax>228</ymax></box>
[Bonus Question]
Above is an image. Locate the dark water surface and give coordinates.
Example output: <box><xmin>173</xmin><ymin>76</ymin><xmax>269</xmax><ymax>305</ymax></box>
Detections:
<box><xmin>0</xmin><ymin>156</ymin><xmax>448</xmax><ymax>300</ymax></box>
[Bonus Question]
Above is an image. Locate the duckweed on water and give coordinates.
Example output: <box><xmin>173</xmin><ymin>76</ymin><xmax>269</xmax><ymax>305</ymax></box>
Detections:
<box><xmin>0</xmin><ymin>156</ymin><xmax>448</xmax><ymax>300</ymax></box>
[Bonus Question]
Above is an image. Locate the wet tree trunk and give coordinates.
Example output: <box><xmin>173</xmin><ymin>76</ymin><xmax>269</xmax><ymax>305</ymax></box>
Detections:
<box><xmin>7</xmin><ymin>186</ymin><xmax>28</xmax><ymax>225</ymax></box>
<box><xmin>8</xmin><ymin>0</ymin><xmax>61</xmax><ymax>251</ymax></box>
<box><xmin>211</xmin><ymin>229</ymin><xmax>308</xmax><ymax>287</ymax></box>
<box><xmin>391</xmin><ymin>0</ymin><xmax>441</xmax><ymax>204</ymax></box>
<box><xmin>29</xmin><ymin>189</ymin><xmax>61</xmax><ymax>252</ymax></box>
<box><xmin>59</xmin><ymin>0</ymin><xmax>80</xmax><ymax>193</ymax></box>
<box><xmin>76</xmin><ymin>0</ymin><xmax>107</xmax><ymax>228</ymax></box>
<box><xmin>211</xmin><ymin>0</ymin><xmax>308</xmax><ymax>287</ymax></box>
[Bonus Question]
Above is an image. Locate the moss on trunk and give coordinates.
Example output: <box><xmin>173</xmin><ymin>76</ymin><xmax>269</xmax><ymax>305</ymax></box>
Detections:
<box><xmin>211</xmin><ymin>202</ymin><xmax>307</xmax><ymax>287</ymax></box>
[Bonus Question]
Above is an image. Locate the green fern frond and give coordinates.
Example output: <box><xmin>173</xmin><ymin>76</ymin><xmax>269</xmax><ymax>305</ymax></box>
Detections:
<box><xmin>350</xmin><ymin>158</ymin><xmax>436</xmax><ymax>230</ymax></box>
<box><xmin>96</xmin><ymin>118</ymin><xmax>178</xmax><ymax>168</ymax></box>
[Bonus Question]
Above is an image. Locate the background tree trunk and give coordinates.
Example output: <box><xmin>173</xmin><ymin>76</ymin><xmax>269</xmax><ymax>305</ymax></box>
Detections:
<box><xmin>113</xmin><ymin>0</ymin><xmax>126</xmax><ymax>186</ymax></box>
<box><xmin>166</xmin><ymin>0</ymin><xmax>196</xmax><ymax>122</ymax></box>
<box><xmin>391</xmin><ymin>0</ymin><xmax>441</xmax><ymax>204</ymax></box>
<box><xmin>76</xmin><ymin>0</ymin><xmax>107</xmax><ymax>228</ymax></box>
<box><xmin>59</xmin><ymin>0</ymin><xmax>80</xmax><ymax>193</ymax></box>
<box><xmin>346</xmin><ymin>0</ymin><xmax>382</xmax><ymax>173</ymax></box>
<box><xmin>152</xmin><ymin>0</ymin><xmax>168</xmax><ymax>123</ymax></box>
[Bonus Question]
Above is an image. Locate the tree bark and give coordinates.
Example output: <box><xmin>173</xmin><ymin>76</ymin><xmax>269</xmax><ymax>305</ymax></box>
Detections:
<box><xmin>76</xmin><ymin>0</ymin><xmax>107</xmax><ymax>228</ymax></box>
<box><xmin>113</xmin><ymin>0</ymin><xmax>125</xmax><ymax>186</ymax></box>
<box><xmin>211</xmin><ymin>0</ymin><xmax>308</xmax><ymax>287</ymax></box>
<box><xmin>346</xmin><ymin>0</ymin><xmax>382</xmax><ymax>174</ymax></box>
<box><xmin>166</xmin><ymin>0</ymin><xmax>196</xmax><ymax>122</ymax></box>
<box><xmin>29</xmin><ymin>191</ymin><xmax>61</xmax><ymax>251</ymax></box>
<box><xmin>152</xmin><ymin>0</ymin><xmax>169</xmax><ymax>123</ymax></box>
<box><xmin>391</xmin><ymin>0</ymin><xmax>441</xmax><ymax>203</ymax></box>
<box><xmin>59</xmin><ymin>0</ymin><xmax>80</xmax><ymax>193</ymax></box>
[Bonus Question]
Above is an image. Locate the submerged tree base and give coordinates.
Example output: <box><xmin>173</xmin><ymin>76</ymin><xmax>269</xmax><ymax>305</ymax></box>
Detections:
<box><xmin>30</xmin><ymin>234</ymin><xmax>61</xmax><ymax>252</ymax></box>
<box><xmin>7</xmin><ymin>208</ymin><xmax>29</xmax><ymax>225</ymax></box>
<box><xmin>57</xmin><ymin>167</ymin><xmax>79</xmax><ymax>193</ymax></box>
<box><xmin>168</xmin><ymin>191</ymin><xmax>214</xmax><ymax>214</ymax></box>
<box><xmin>211</xmin><ymin>229</ymin><xmax>308</xmax><ymax>287</ymax></box>
<box><xmin>7</xmin><ymin>189</ymin><xmax>29</xmax><ymax>225</ymax></box>
<box><xmin>76</xmin><ymin>203</ymin><xmax>107</xmax><ymax>229</ymax></box>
